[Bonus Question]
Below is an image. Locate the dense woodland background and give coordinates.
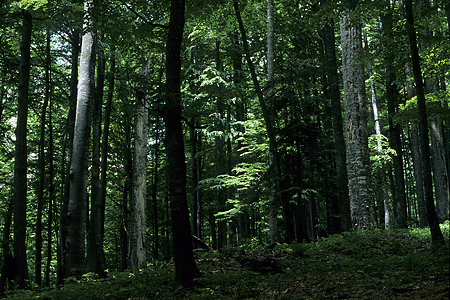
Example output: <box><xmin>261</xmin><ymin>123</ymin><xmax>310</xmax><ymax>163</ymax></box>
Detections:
<box><xmin>0</xmin><ymin>0</ymin><xmax>449</xmax><ymax>292</ymax></box>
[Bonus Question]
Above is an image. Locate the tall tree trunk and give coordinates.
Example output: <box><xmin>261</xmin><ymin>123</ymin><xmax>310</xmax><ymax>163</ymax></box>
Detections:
<box><xmin>86</xmin><ymin>33</ymin><xmax>107</xmax><ymax>277</ymax></box>
<box><xmin>404</xmin><ymin>0</ymin><xmax>445</xmax><ymax>246</ymax></box>
<box><xmin>321</xmin><ymin>19</ymin><xmax>352</xmax><ymax>232</ymax></box>
<box><xmin>45</xmin><ymin>87</ymin><xmax>54</xmax><ymax>287</ymax></box>
<box><xmin>340</xmin><ymin>5</ymin><xmax>376</xmax><ymax>231</ymax></box>
<box><xmin>128</xmin><ymin>53</ymin><xmax>151</xmax><ymax>272</ymax></box>
<box><xmin>57</xmin><ymin>28</ymin><xmax>80</xmax><ymax>285</ymax></box>
<box><xmin>152</xmin><ymin>118</ymin><xmax>160</xmax><ymax>259</ymax></box>
<box><xmin>35</xmin><ymin>30</ymin><xmax>50</xmax><ymax>287</ymax></box>
<box><xmin>164</xmin><ymin>0</ymin><xmax>200</xmax><ymax>286</ymax></box>
<box><xmin>64</xmin><ymin>0</ymin><xmax>96</xmax><ymax>278</ymax></box>
<box><xmin>14</xmin><ymin>10</ymin><xmax>32</xmax><ymax>288</ymax></box>
<box><xmin>266</xmin><ymin>0</ymin><xmax>281</xmax><ymax>244</ymax></box>
<box><xmin>120</xmin><ymin>113</ymin><xmax>132</xmax><ymax>271</ymax></box>
<box><xmin>363</xmin><ymin>26</ymin><xmax>391</xmax><ymax>230</ymax></box>
<box><xmin>410</xmin><ymin>123</ymin><xmax>427</xmax><ymax>227</ymax></box>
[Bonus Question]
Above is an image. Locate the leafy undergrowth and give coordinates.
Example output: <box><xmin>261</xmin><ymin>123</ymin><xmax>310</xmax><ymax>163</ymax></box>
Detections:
<box><xmin>6</xmin><ymin>226</ymin><xmax>449</xmax><ymax>299</ymax></box>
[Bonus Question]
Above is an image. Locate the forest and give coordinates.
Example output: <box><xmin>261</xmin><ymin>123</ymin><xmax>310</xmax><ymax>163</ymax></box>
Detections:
<box><xmin>0</xmin><ymin>0</ymin><xmax>449</xmax><ymax>298</ymax></box>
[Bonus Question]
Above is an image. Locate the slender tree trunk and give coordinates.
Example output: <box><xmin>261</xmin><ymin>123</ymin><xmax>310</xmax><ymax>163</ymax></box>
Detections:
<box><xmin>404</xmin><ymin>0</ymin><xmax>445</xmax><ymax>246</ymax></box>
<box><xmin>45</xmin><ymin>89</ymin><xmax>54</xmax><ymax>287</ymax></box>
<box><xmin>120</xmin><ymin>113</ymin><xmax>132</xmax><ymax>271</ymax></box>
<box><xmin>65</xmin><ymin>0</ymin><xmax>96</xmax><ymax>278</ymax></box>
<box><xmin>58</xmin><ymin>28</ymin><xmax>80</xmax><ymax>285</ymax></box>
<box><xmin>128</xmin><ymin>53</ymin><xmax>151</xmax><ymax>272</ymax></box>
<box><xmin>35</xmin><ymin>31</ymin><xmax>50</xmax><ymax>287</ymax></box>
<box><xmin>363</xmin><ymin>26</ymin><xmax>391</xmax><ymax>230</ymax></box>
<box><xmin>322</xmin><ymin>19</ymin><xmax>352</xmax><ymax>232</ymax></box>
<box><xmin>14</xmin><ymin>11</ymin><xmax>32</xmax><ymax>288</ymax></box>
<box><xmin>0</xmin><ymin>196</ymin><xmax>14</xmax><ymax>295</ymax></box>
<box><xmin>164</xmin><ymin>0</ymin><xmax>200</xmax><ymax>286</ymax></box>
<box><xmin>340</xmin><ymin>5</ymin><xmax>376</xmax><ymax>231</ymax></box>
<box><xmin>266</xmin><ymin>0</ymin><xmax>280</xmax><ymax>244</ymax></box>
<box><xmin>410</xmin><ymin>123</ymin><xmax>427</xmax><ymax>227</ymax></box>
<box><xmin>152</xmin><ymin>116</ymin><xmax>160</xmax><ymax>259</ymax></box>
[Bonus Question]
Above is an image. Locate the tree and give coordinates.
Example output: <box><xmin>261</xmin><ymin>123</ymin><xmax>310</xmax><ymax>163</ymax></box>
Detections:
<box><xmin>404</xmin><ymin>0</ymin><xmax>445</xmax><ymax>246</ymax></box>
<box><xmin>321</xmin><ymin>15</ymin><xmax>352</xmax><ymax>233</ymax></box>
<box><xmin>164</xmin><ymin>0</ymin><xmax>201</xmax><ymax>286</ymax></box>
<box><xmin>128</xmin><ymin>52</ymin><xmax>151</xmax><ymax>272</ymax></box>
<box><xmin>340</xmin><ymin>3</ymin><xmax>376</xmax><ymax>231</ymax></box>
<box><xmin>64</xmin><ymin>0</ymin><xmax>96</xmax><ymax>278</ymax></box>
<box><xmin>13</xmin><ymin>10</ymin><xmax>32</xmax><ymax>289</ymax></box>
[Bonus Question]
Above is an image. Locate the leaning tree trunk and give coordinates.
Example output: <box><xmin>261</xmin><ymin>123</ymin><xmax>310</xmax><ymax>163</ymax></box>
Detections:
<box><xmin>164</xmin><ymin>0</ymin><xmax>200</xmax><ymax>286</ymax></box>
<box><xmin>128</xmin><ymin>53</ymin><xmax>151</xmax><ymax>272</ymax></box>
<box><xmin>404</xmin><ymin>0</ymin><xmax>445</xmax><ymax>246</ymax></box>
<box><xmin>64</xmin><ymin>0</ymin><xmax>96</xmax><ymax>279</ymax></box>
<box><xmin>340</xmin><ymin>5</ymin><xmax>376</xmax><ymax>231</ymax></box>
<box><xmin>13</xmin><ymin>11</ymin><xmax>32</xmax><ymax>289</ymax></box>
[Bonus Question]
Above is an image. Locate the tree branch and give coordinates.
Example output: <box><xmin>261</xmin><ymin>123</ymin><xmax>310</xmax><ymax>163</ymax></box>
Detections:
<box><xmin>117</xmin><ymin>0</ymin><xmax>168</xmax><ymax>29</ymax></box>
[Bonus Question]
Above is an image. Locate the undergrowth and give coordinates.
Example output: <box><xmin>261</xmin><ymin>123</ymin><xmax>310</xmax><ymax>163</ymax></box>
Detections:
<box><xmin>4</xmin><ymin>223</ymin><xmax>449</xmax><ymax>299</ymax></box>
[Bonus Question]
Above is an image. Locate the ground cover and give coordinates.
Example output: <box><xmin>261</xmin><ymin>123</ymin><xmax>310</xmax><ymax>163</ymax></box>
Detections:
<box><xmin>5</xmin><ymin>225</ymin><xmax>449</xmax><ymax>299</ymax></box>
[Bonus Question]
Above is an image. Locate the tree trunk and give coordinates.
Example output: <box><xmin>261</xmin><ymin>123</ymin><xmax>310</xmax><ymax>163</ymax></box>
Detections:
<box><xmin>45</xmin><ymin>87</ymin><xmax>54</xmax><ymax>287</ymax></box>
<box><xmin>152</xmin><ymin>116</ymin><xmax>160</xmax><ymax>259</ymax></box>
<box><xmin>86</xmin><ymin>33</ymin><xmax>107</xmax><ymax>277</ymax></box>
<box><xmin>35</xmin><ymin>31</ymin><xmax>50</xmax><ymax>287</ymax></box>
<box><xmin>13</xmin><ymin>10</ymin><xmax>32</xmax><ymax>288</ymax></box>
<box><xmin>57</xmin><ymin>28</ymin><xmax>80</xmax><ymax>285</ymax></box>
<box><xmin>128</xmin><ymin>53</ymin><xmax>151</xmax><ymax>272</ymax></box>
<box><xmin>363</xmin><ymin>26</ymin><xmax>391</xmax><ymax>230</ymax></box>
<box><xmin>404</xmin><ymin>0</ymin><xmax>445</xmax><ymax>246</ymax></box>
<box><xmin>430</xmin><ymin>117</ymin><xmax>450</xmax><ymax>222</ymax></box>
<box><xmin>164</xmin><ymin>0</ymin><xmax>200</xmax><ymax>286</ymax></box>
<box><xmin>65</xmin><ymin>0</ymin><xmax>96</xmax><ymax>278</ymax></box>
<box><xmin>340</xmin><ymin>6</ymin><xmax>376</xmax><ymax>231</ymax></box>
<box><xmin>322</xmin><ymin>19</ymin><xmax>352</xmax><ymax>232</ymax></box>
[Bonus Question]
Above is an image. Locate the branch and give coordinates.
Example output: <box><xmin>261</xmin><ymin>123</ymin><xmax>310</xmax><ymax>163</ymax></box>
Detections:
<box><xmin>117</xmin><ymin>0</ymin><xmax>168</xmax><ymax>29</ymax></box>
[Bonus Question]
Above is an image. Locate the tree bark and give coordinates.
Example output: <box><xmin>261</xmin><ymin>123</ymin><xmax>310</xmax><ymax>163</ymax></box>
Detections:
<box><xmin>86</xmin><ymin>33</ymin><xmax>107</xmax><ymax>277</ymax></box>
<box><xmin>65</xmin><ymin>0</ymin><xmax>96</xmax><ymax>278</ymax></box>
<box><xmin>35</xmin><ymin>30</ymin><xmax>50</xmax><ymax>287</ymax></box>
<box><xmin>57</xmin><ymin>28</ymin><xmax>80</xmax><ymax>285</ymax></box>
<box><xmin>404</xmin><ymin>0</ymin><xmax>445</xmax><ymax>246</ymax></box>
<box><xmin>164</xmin><ymin>0</ymin><xmax>200</xmax><ymax>286</ymax></box>
<box><xmin>379</xmin><ymin>11</ymin><xmax>408</xmax><ymax>228</ymax></box>
<box><xmin>128</xmin><ymin>53</ymin><xmax>151</xmax><ymax>272</ymax></box>
<box><xmin>321</xmin><ymin>19</ymin><xmax>352</xmax><ymax>232</ymax></box>
<box><xmin>13</xmin><ymin>10</ymin><xmax>32</xmax><ymax>288</ymax></box>
<box><xmin>340</xmin><ymin>5</ymin><xmax>376</xmax><ymax>231</ymax></box>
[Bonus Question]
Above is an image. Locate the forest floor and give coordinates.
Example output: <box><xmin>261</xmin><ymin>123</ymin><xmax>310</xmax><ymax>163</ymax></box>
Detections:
<box><xmin>5</xmin><ymin>226</ymin><xmax>449</xmax><ymax>299</ymax></box>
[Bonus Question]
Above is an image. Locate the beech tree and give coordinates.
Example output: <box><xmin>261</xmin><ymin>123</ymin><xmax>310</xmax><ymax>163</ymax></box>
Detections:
<box><xmin>340</xmin><ymin>3</ymin><xmax>376</xmax><ymax>230</ymax></box>
<box><xmin>64</xmin><ymin>0</ymin><xmax>97</xmax><ymax>278</ymax></box>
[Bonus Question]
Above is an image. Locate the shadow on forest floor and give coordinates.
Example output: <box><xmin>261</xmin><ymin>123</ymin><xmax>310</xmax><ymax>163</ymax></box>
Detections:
<box><xmin>4</xmin><ymin>226</ymin><xmax>450</xmax><ymax>299</ymax></box>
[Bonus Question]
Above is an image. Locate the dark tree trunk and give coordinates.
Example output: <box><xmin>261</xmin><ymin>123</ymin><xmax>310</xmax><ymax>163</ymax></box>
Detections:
<box><xmin>321</xmin><ymin>19</ymin><xmax>351</xmax><ymax>232</ymax></box>
<box><xmin>404</xmin><ymin>0</ymin><xmax>445</xmax><ymax>246</ymax></box>
<box><xmin>380</xmin><ymin>11</ymin><xmax>408</xmax><ymax>229</ymax></box>
<box><xmin>45</xmin><ymin>88</ymin><xmax>54</xmax><ymax>287</ymax></box>
<box><xmin>164</xmin><ymin>0</ymin><xmax>200</xmax><ymax>286</ymax></box>
<box><xmin>14</xmin><ymin>11</ymin><xmax>32</xmax><ymax>289</ymax></box>
<box><xmin>35</xmin><ymin>31</ymin><xmax>50</xmax><ymax>287</ymax></box>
